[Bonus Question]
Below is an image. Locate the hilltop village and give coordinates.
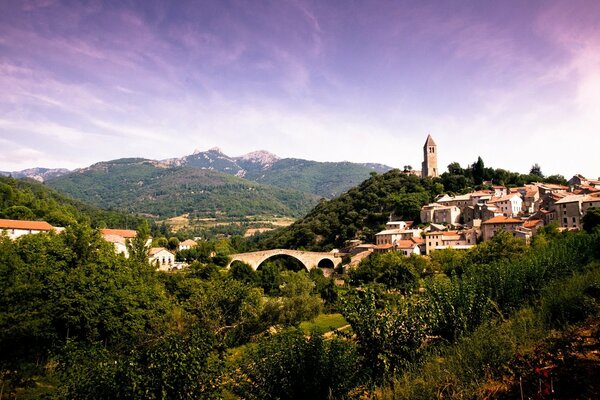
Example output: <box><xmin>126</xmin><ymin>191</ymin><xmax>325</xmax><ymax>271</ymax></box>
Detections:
<box><xmin>351</xmin><ymin>135</ymin><xmax>600</xmax><ymax>260</ymax></box>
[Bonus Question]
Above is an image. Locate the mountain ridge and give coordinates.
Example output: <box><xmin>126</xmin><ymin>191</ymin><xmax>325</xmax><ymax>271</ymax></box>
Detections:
<box><xmin>5</xmin><ymin>148</ymin><xmax>393</xmax><ymax>199</ymax></box>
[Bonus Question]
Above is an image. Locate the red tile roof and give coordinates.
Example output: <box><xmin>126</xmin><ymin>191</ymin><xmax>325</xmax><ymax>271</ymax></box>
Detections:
<box><xmin>523</xmin><ymin>220</ymin><xmax>543</xmax><ymax>229</ymax></box>
<box><xmin>100</xmin><ymin>228</ymin><xmax>137</xmax><ymax>238</ymax></box>
<box><xmin>395</xmin><ymin>240</ymin><xmax>418</xmax><ymax>249</ymax></box>
<box><xmin>482</xmin><ymin>216</ymin><xmax>522</xmax><ymax>225</ymax></box>
<box><xmin>0</xmin><ymin>219</ymin><xmax>54</xmax><ymax>231</ymax></box>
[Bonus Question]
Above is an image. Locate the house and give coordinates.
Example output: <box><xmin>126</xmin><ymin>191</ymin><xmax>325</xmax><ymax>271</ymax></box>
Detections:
<box><xmin>553</xmin><ymin>195</ymin><xmax>586</xmax><ymax>229</ymax></box>
<box><xmin>149</xmin><ymin>247</ymin><xmax>176</xmax><ymax>271</ymax></box>
<box><xmin>436</xmin><ymin>194</ymin><xmax>471</xmax><ymax>210</ymax></box>
<box><xmin>487</xmin><ymin>193</ymin><xmax>523</xmax><ymax>217</ymax></box>
<box><xmin>424</xmin><ymin>230</ymin><xmax>477</xmax><ymax>255</ymax></box>
<box><xmin>492</xmin><ymin>186</ymin><xmax>508</xmax><ymax>197</ymax></box>
<box><xmin>385</xmin><ymin>220</ymin><xmax>412</xmax><ymax>230</ymax></box>
<box><xmin>101</xmin><ymin>228</ymin><xmax>138</xmax><ymax>258</ymax></box>
<box><xmin>470</xmin><ymin>190</ymin><xmax>493</xmax><ymax>206</ymax></box>
<box><xmin>178</xmin><ymin>239</ymin><xmax>197</xmax><ymax>251</ymax></box>
<box><xmin>395</xmin><ymin>239</ymin><xmax>422</xmax><ymax>256</ymax></box>
<box><xmin>0</xmin><ymin>219</ymin><xmax>55</xmax><ymax>240</ymax></box>
<box><xmin>481</xmin><ymin>216</ymin><xmax>523</xmax><ymax>241</ymax></box>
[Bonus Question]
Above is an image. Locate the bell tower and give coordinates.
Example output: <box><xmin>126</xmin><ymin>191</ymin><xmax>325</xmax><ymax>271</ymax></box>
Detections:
<box><xmin>421</xmin><ymin>134</ymin><xmax>438</xmax><ymax>178</ymax></box>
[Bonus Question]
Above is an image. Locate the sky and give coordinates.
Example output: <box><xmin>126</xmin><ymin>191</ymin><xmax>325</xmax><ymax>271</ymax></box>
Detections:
<box><xmin>1</xmin><ymin>0</ymin><xmax>600</xmax><ymax>178</ymax></box>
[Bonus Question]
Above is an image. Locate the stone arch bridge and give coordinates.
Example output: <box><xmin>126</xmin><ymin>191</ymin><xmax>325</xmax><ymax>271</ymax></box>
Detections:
<box><xmin>227</xmin><ymin>249</ymin><xmax>341</xmax><ymax>271</ymax></box>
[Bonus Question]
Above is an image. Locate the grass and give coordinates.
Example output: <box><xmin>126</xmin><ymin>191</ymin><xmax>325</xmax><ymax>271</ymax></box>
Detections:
<box><xmin>299</xmin><ymin>313</ymin><xmax>348</xmax><ymax>334</ymax></box>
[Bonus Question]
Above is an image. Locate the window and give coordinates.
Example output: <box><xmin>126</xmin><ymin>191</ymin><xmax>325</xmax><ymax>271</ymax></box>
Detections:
<box><xmin>563</xmin><ymin>217</ymin><xmax>567</xmax><ymax>224</ymax></box>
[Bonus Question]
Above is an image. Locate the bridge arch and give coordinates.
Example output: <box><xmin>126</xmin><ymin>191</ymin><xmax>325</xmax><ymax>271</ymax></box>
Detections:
<box><xmin>227</xmin><ymin>249</ymin><xmax>340</xmax><ymax>271</ymax></box>
<box><xmin>255</xmin><ymin>253</ymin><xmax>307</xmax><ymax>271</ymax></box>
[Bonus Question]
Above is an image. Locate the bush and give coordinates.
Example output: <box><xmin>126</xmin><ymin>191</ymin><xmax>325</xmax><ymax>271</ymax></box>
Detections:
<box><xmin>540</xmin><ymin>264</ymin><xmax>600</xmax><ymax>328</ymax></box>
<box><xmin>231</xmin><ymin>329</ymin><xmax>364</xmax><ymax>400</ymax></box>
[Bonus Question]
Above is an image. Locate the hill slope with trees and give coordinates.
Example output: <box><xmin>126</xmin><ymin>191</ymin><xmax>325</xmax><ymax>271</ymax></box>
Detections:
<box><xmin>0</xmin><ymin>175</ymin><xmax>145</xmax><ymax>228</ymax></box>
<box><xmin>47</xmin><ymin>158</ymin><xmax>320</xmax><ymax>219</ymax></box>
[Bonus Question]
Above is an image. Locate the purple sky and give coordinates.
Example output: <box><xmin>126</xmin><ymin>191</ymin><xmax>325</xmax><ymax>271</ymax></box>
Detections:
<box><xmin>1</xmin><ymin>0</ymin><xmax>599</xmax><ymax>178</ymax></box>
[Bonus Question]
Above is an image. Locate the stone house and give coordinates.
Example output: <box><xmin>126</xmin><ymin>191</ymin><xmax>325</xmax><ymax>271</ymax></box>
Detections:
<box><xmin>149</xmin><ymin>247</ymin><xmax>176</xmax><ymax>271</ymax></box>
<box><xmin>424</xmin><ymin>230</ymin><xmax>477</xmax><ymax>255</ymax></box>
<box><xmin>487</xmin><ymin>194</ymin><xmax>523</xmax><ymax>217</ymax></box>
<box><xmin>481</xmin><ymin>216</ymin><xmax>523</xmax><ymax>241</ymax></box>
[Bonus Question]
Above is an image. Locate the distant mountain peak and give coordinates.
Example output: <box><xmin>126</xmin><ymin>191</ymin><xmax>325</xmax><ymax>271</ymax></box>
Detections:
<box><xmin>238</xmin><ymin>150</ymin><xmax>280</xmax><ymax>165</ymax></box>
<box><xmin>208</xmin><ymin>147</ymin><xmax>224</xmax><ymax>153</ymax></box>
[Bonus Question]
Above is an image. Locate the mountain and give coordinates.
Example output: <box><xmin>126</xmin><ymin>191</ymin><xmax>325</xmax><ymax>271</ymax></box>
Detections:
<box><xmin>0</xmin><ymin>167</ymin><xmax>70</xmax><ymax>182</ymax></box>
<box><xmin>46</xmin><ymin>158</ymin><xmax>319</xmax><ymax>219</ymax></box>
<box><xmin>164</xmin><ymin>148</ymin><xmax>393</xmax><ymax>198</ymax></box>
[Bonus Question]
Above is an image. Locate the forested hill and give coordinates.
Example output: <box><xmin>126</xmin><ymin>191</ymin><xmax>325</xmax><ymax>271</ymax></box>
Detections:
<box><xmin>258</xmin><ymin>170</ymin><xmax>443</xmax><ymax>251</ymax></box>
<box><xmin>169</xmin><ymin>148</ymin><xmax>393</xmax><ymax>198</ymax></box>
<box><xmin>0</xmin><ymin>175</ymin><xmax>145</xmax><ymax>228</ymax></box>
<box><xmin>46</xmin><ymin>158</ymin><xmax>320</xmax><ymax>219</ymax></box>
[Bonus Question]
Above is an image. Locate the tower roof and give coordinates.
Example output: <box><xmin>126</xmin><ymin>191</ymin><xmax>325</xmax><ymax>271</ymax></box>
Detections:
<box><xmin>424</xmin><ymin>134</ymin><xmax>436</xmax><ymax>147</ymax></box>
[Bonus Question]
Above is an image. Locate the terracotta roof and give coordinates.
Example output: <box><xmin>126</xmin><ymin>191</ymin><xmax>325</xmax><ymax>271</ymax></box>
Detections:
<box><xmin>470</xmin><ymin>190</ymin><xmax>493</xmax><ymax>196</ymax></box>
<box><xmin>373</xmin><ymin>243</ymin><xmax>393</xmax><ymax>250</ymax></box>
<box><xmin>395</xmin><ymin>240</ymin><xmax>418</xmax><ymax>249</ymax></box>
<box><xmin>488</xmin><ymin>194</ymin><xmax>521</xmax><ymax>203</ymax></box>
<box><xmin>523</xmin><ymin>220</ymin><xmax>543</xmax><ymax>229</ymax></box>
<box><xmin>180</xmin><ymin>239</ymin><xmax>197</xmax><ymax>246</ymax></box>
<box><xmin>101</xmin><ymin>228</ymin><xmax>137</xmax><ymax>238</ymax></box>
<box><xmin>482</xmin><ymin>216</ymin><xmax>522</xmax><ymax>225</ymax></box>
<box><xmin>149</xmin><ymin>247</ymin><xmax>174</xmax><ymax>256</ymax></box>
<box><xmin>0</xmin><ymin>219</ymin><xmax>54</xmax><ymax>231</ymax></box>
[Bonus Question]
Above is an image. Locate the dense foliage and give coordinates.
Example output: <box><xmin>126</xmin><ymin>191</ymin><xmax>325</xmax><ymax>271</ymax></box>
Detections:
<box><xmin>0</xmin><ymin>175</ymin><xmax>145</xmax><ymax>228</ymax></box>
<box><xmin>47</xmin><ymin>159</ymin><xmax>319</xmax><ymax>218</ymax></box>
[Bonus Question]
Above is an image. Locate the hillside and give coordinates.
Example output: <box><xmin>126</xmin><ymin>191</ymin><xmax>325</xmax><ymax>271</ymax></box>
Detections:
<box><xmin>47</xmin><ymin>158</ymin><xmax>320</xmax><ymax>219</ymax></box>
<box><xmin>167</xmin><ymin>148</ymin><xmax>393</xmax><ymax>198</ymax></box>
<box><xmin>258</xmin><ymin>170</ymin><xmax>442</xmax><ymax>250</ymax></box>
<box><xmin>0</xmin><ymin>175</ymin><xmax>144</xmax><ymax>228</ymax></box>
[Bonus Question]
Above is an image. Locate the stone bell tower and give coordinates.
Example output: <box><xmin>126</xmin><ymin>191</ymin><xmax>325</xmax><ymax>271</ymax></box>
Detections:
<box><xmin>421</xmin><ymin>134</ymin><xmax>438</xmax><ymax>178</ymax></box>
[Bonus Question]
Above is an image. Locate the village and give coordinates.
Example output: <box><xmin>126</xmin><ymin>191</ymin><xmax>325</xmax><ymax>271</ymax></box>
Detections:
<box><xmin>351</xmin><ymin>135</ymin><xmax>600</xmax><ymax>259</ymax></box>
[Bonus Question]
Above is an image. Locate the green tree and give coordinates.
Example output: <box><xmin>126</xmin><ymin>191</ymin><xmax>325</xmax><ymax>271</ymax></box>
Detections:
<box><xmin>472</xmin><ymin>157</ymin><xmax>485</xmax><ymax>185</ymax></box>
<box><xmin>583</xmin><ymin>207</ymin><xmax>600</xmax><ymax>233</ymax></box>
<box><xmin>232</xmin><ymin>329</ymin><xmax>363</xmax><ymax>400</ymax></box>
<box><xmin>529</xmin><ymin>163</ymin><xmax>544</xmax><ymax>178</ymax></box>
<box><xmin>127</xmin><ymin>221</ymin><xmax>151</xmax><ymax>265</ymax></box>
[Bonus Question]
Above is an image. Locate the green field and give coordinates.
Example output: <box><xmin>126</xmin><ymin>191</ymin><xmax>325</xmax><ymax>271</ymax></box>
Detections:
<box><xmin>299</xmin><ymin>313</ymin><xmax>348</xmax><ymax>334</ymax></box>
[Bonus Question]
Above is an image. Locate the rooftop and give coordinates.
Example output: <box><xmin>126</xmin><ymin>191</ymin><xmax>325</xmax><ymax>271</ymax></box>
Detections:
<box><xmin>0</xmin><ymin>219</ymin><xmax>54</xmax><ymax>231</ymax></box>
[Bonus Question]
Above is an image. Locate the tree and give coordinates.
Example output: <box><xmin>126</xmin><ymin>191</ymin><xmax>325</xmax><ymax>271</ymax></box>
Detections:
<box><xmin>583</xmin><ymin>207</ymin><xmax>600</xmax><ymax>233</ymax></box>
<box><xmin>472</xmin><ymin>157</ymin><xmax>485</xmax><ymax>185</ymax></box>
<box><xmin>529</xmin><ymin>163</ymin><xmax>544</xmax><ymax>178</ymax></box>
<box><xmin>447</xmin><ymin>162</ymin><xmax>464</xmax><ymax>175</ymax></box>
<box><xmin>167</xmin><ymin>237</ymin><xmax>180</xmax><ymax>251</ymax></box>
<box><xmin>232</xmin><ymin>329</ymin><xmax>363</xmax><ymax>400</ymax></box>
<box><xmin>127</xmin><ymin>221</ymin><xmax>151</xmax><ymax>265</ymax></box>
<box><xmin>229</xmin><ymin>261</ymin><xmax>259</xmax><ymax>285</ymax></box>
